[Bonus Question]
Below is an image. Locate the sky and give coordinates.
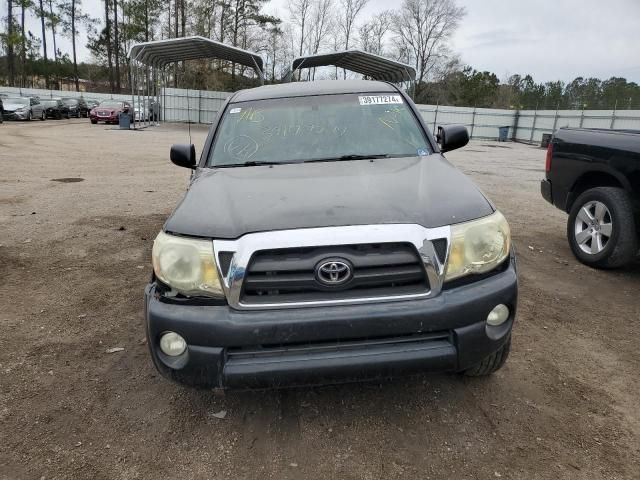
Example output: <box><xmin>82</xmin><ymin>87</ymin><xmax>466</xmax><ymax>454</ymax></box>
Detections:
<box><xmin>2</xmin><ymin>0</ymin><xmax>640</xmax><ymax>83</ymax></box>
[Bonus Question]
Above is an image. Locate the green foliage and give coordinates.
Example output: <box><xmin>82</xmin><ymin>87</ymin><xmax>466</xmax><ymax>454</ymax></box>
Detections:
<box><xmin>415</xmin><ymin>68</ymin><xmax>640</xmax><ymax>110</ymax></box>
<box><xmin>443</xmin><ymin>66</ymin><xmax>499</xmax><ymax>107</ymax></box>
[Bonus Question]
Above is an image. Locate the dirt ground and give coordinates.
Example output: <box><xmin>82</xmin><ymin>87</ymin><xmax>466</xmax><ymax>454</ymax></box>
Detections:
<box><xmin>1</xmin><ymin>119</ymin><xmax>638</xmax><ymax>480</ymax></box>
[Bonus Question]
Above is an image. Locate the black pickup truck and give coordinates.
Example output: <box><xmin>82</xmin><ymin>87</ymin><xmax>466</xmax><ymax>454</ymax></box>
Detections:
<box><xmin>541</xmin><ymin>128</ymin><xmax>639</xmax><ymax>268</ymax></box>
<box><xmin>145</xmin><ymin>80</ymin><xmax>517</xmax><ymax>389</ymax></box>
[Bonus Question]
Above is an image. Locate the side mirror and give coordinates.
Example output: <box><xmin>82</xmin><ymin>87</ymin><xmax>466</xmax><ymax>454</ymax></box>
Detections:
<box><xmin>437</xmin><ymin>125</ymin><xmax>469</xmax><ymax>153</ymax></box>
<box><xmin>170</xmin><ymin>144</ymin><xmax>196</xmax><ymax>169</ymax></box>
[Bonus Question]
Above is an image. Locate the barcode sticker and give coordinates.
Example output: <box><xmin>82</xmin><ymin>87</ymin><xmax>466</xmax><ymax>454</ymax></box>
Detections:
<box><xmin>358</xmin><ymin>95</ymin><xmax>403</xmax><ymax>105</ymax></box>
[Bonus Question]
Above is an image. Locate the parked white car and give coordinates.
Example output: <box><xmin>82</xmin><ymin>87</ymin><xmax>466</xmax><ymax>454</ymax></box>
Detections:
<box><xmin>133</xmin><ymin>101</ymin><xmax>148</xmax><ymax>121</ymax></box>
<box><xmin>2</xmin><ymin>96</ymin><xmax>45</xmax><ymax>121</ymax></box>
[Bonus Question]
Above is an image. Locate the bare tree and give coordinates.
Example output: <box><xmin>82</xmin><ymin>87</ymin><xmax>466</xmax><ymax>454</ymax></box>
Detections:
<box><xmin>37</xmin><ymin>0</ymin><xmax>49</xmax><ymax>87</ymax></box>
<box><xmin>392</xmin><ymin>0</ymin><xmax>465</xmax><ymax>98</ymax></box>
<box><xmin>19</xmin><ymin>0</ymin><xmax>31</xmax><ymax>87</ymax></box>
<box><xmin>103</xmin><ymin>0</ymin><xmax>114</xmax><ymax>92</ymax></box>
<box><xmin>113</xmin><ymin>0</ymin><xmax>120</xmax><ymax>91</ymax></box>
<box><xmin>337</xmin><ymin>0</ymin><xmax>367</xmax><ymax>77</ymax></box>
<box><xmin>59</xmin><ymin>0</ymin><xmax>93</xmax><ymax>91</ymax></box>
<box><xmin>6</xmin><ymin>0</ymin><xmax>16</xmax><ymax>85</ymax></box>
<box><xmin>264</xmin><ymin>24</ymin><xmax>283</xmax><ymax>81</ymax></box>
<box><xmin>70</xmin><ymin>0</ymin><xmax>77</xmax><ymax>89</ymax></box>
<box><xmin>47</xmin><ymin>0</ymin><xmax>58</xmax><ymax>63</ymax></box>
<box><xmin>358</xmin><ymin>10</ymin><xmax>391</xmax><ymax>56</ymax></box>
<box><xmin>173</xmin><ymin>0</ymin><xmax>178</xmax><ymax>86</ymax></box>
<box><xmin>337</xmin><ymin>0</ymin><xmax>367</xmax><ymax>49</ymax></box>
<box><xmin>307</xmin><ymin>0</ymin><xmax>333</xmax><ymax>79</ymax></box>
<box><xmin>288</xmin><ymin>0</ymin><xmax>312</xmax><ymax>57</ymax></box>
<box><xmin>309</xmin><ymin>0</ymin><xmax>332</xmax><ymax>54</ymax></box>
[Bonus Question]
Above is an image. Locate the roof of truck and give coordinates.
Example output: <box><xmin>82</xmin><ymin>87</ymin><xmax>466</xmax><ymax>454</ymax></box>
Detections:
<box><xmin>231</xmin><ymin>79</ymin><xmax>398</xmax><ymax>103</ymax></box>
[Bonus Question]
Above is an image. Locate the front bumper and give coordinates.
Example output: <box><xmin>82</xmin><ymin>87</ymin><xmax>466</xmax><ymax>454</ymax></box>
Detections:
<box><xmin>3</xmin><ymin>111</ymin><xmax>28</xmax><ymax>120</ymax></box>
<box><xmin>91</xmin><ymin>113</ymin><xmax>118</xmax><ymax>122</ymax></box>
<box><xmin>144</xmin><ymin>256</ymin><xmax>517</xmax><ymax>389</ymax></box>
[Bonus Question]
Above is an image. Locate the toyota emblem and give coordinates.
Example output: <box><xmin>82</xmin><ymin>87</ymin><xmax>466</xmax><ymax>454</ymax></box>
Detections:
<box><xmin>316</xmin><ymin>259</ymin><xmax>353</xmax><ymax>286</ymax></box>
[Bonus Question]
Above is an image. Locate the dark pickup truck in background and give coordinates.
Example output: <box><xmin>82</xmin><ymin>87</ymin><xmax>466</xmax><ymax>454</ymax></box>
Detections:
<box><xmin>541</xmin><ymin>128</ymin><xmax>639</xmax><ymax>268</ymax></box>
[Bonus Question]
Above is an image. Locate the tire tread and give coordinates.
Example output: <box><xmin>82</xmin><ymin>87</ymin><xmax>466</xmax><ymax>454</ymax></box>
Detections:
<box><xmin>464</xmin><ymin>336</ymin><xmax>511</xmax><ymax>377</ymax></box>
<box><xmin>567</xmin><ymin>187</ymin><xmax>637</xmax><ymax>268</ymax></box>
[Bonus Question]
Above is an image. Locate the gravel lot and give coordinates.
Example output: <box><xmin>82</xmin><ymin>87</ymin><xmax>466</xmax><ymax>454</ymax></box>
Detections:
<box><xmin>1</xmin><ymin>119</ymin><xmax>639</xmax><ymax>479</ymax></box>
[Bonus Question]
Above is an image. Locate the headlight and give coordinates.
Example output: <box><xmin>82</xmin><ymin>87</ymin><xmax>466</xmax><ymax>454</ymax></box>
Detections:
<box><xmin>445</xmin><ymin>211</ymin><xmax>511</xmax><ymax>282</ymax></box>
<box><xmin>151</xmin><ymin>231</ymin><xmax>224</xmax><ymax>298</ymax></box>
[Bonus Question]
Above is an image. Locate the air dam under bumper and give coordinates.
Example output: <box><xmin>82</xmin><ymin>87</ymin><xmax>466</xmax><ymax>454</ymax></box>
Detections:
<box><xmin>144</xmin><ymin>256</ymin><xmax>517</xmax><ymax>389</ymax></box>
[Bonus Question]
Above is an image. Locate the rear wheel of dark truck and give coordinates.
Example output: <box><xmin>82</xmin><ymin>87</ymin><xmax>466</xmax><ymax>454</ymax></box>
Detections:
<box><xmin>567</xmin><ymin>187</ymin><xmax>638</xmax><ymax>268</ymax></box>
<box><xmin>463</xmin><ymin>336</ymin><xmax>511</xmax><ymax>376</ymax></box>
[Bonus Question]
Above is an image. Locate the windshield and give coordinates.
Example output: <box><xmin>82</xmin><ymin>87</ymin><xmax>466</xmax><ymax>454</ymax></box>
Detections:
<box><xmin>41</xmin><ymin>100</ymin><xmax>58</xmax><ymax>107</ymax></box>
<box><xmin>6</xmin><ymin>97</ymin><xmax>29</xmax><ymax>106</ymax></box>
<box><xmin>98</xmin><ymin>101</ymin><xmax>122</xmax><ymax>108</ymax></box>
<box><xmin>63</xmin><ymin>98</ymin><xmax>78</xmax><ymax>105</ymax></box>
<box><xmin>207</xmin><ymin>93</ymin><xmax>430</xmax><ymax>167</ymax></box>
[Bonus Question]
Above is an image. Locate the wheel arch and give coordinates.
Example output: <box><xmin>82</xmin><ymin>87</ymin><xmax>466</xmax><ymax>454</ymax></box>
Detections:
<box><xmin>566</xmin><ymin>171</ymin><xmax>630</xmax><ymax>213</ymax></box>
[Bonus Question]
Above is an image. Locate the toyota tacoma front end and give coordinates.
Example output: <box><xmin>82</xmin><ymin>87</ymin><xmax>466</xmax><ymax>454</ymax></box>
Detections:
<box><xmin>144</xmin><ymin>80</ymin><xmax>517</xmax><ymax>389</ymax></box>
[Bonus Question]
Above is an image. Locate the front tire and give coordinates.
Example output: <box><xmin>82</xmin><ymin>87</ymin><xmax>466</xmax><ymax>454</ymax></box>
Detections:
<box><xmin>567</xmin><ymin>187</ymin><xmax>637</xmax><ymax>268</ymax></box>
<box><xmin>463</xmin><ymin>336</ymin><xmax>511</xmax><ymax>376</ymax></box>
<box><xmin>90</xmin><ymin>119</ymin><xmax>98</xmax><ymax>124</ymax></box>
<box><xmin>40</xmin><ymin>111</ymin><xmax>46</xmax><ymax>121</ymax></box>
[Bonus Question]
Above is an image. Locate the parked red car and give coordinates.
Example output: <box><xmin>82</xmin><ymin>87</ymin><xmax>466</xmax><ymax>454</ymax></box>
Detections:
<box><xmin>90</xmin><ymin>100</ymin><xmax>132</xmax><ymax>124</ymax></box>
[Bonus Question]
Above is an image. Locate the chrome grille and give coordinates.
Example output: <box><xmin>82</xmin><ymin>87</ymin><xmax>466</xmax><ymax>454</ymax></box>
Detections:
<box><xmin>241</xmin><ymin>243</ymin><xmax>429</xmax><ymax>304</ymax></box>
<box><xmin>213</xmin><ymin>224</ymin><xmax>450</xmax><ymax>310</ymax></box>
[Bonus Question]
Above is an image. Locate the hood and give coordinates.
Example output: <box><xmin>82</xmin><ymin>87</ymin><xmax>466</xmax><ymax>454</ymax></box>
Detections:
<box><xmin>3</xmin><ymin>102</ymin><xmax>28</xmax><ymax>111</ymax></box>
<box><xmin>164</xmin><ymin>155</ymin><xmax>494</xmax><ymax>239</ymax></box>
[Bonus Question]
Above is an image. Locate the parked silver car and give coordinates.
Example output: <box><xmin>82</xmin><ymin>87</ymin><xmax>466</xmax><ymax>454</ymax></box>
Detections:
<box><xmin>2</xmin><ymin>96</ymin><xmax>45</xmax><ymax>121</ymax></box>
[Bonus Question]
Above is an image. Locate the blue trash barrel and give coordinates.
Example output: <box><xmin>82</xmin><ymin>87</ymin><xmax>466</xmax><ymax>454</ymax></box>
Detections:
<box><xmin>498</xmin><ymin>126</ymin><xmax>509</xmax><ymax>142</ymax></box>
<box><xmin>119</xmin><ymin>112</ymin><xmax>131</xmax><ymax>129</ymax></box>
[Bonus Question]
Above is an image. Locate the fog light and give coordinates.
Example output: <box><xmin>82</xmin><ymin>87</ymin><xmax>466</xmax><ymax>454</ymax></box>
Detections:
<box><xmin>487</xmin><ymin>304</ymin><xmax>510</xmax><ymax>326</ymax></box>
<box><xmin>159</xmin><ymin>332</ymin><xmax>187</xmax><ymax>356</ymax></box>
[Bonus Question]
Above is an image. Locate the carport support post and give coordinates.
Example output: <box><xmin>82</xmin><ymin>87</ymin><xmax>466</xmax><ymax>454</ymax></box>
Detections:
<box><xmin>529</xmin><ymin>102</ymin><xmax>538</xmax><ymax>143</ymax></box>
<box><xmin>137</xmin><ymin>68</ymin><xmax>142</xmax><ymax>128</ymax></box>
<box><xmin>552</xmin><ymin>102</ymin><xmax>559</xmax><ymax>133</ymax></box>
<box><xmin>470</xmin><ymin>106</ymin><xmax>477</xmax><ymax>139</ymax></box>
<box><xmin>146</xmin><ymin>65</ymin><xmax>151</xmax><ymax>127</ymax></box>
<box><xmin>579</xmin><ymin>106</ymin><xmax>585</xmax><ymax>128</ymax></box>
<box><xmin>198</xmin><ymin>89</ymin><xmax>202</xmax><ymax>124</ymax></box>
<box><xmin>610</xmin><ymin>100</ymin><xmax>617</xmax><ymax>129</ymax></box>
<box><xmin>130</xmin><ymin>59</ymin><xmax>137</xmax><ymax>130</ymax></box>
<box><xmin>162</xmin><ymin>68</ymin><xmax>167</xmax><ymax>123</ymax></box>
<box><xmin>432</xmin><ymin>102</ymin><xmax>439</xmax><ymax>132</ymax></box>
<box><xmin>154</xmin><ymin>66</ymin><xmax>159</xmax><ymax>126</ymax></box>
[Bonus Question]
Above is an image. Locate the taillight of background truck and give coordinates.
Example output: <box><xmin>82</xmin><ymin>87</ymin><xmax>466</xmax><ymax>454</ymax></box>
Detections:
<box><xmin>545</xmin><ymin>142</ymin><xmax>553</xmax><ymax>173</ymax></box>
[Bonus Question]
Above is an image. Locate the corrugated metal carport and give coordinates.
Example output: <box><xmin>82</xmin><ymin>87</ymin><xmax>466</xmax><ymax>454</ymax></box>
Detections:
<box><xmin>128</xmin><ymin>36</ymin><xmax>264</xmax><ymax>129</ymax></box>
<box><xmin>288</xmin><ymin>50</ymin><xmax>416</xmax><ymax>85</ymax></box>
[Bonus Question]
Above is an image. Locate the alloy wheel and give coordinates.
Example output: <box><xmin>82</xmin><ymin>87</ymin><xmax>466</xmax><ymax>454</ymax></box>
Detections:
<box><xmin>574</xmin><ymin>200</ymin><xmax>613</xmax><ymax>254</ymax></box>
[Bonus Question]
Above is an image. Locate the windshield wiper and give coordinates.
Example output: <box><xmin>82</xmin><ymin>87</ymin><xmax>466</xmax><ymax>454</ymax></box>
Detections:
<box><xmin>215</xmin><ymin>160</ymin><xmax>290</xmax><ymax>168</ymax></box>
<box><xmin>303</xmin><ymin>154</ymin><xmax>391</xmax><ymax>163</ymax></box>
